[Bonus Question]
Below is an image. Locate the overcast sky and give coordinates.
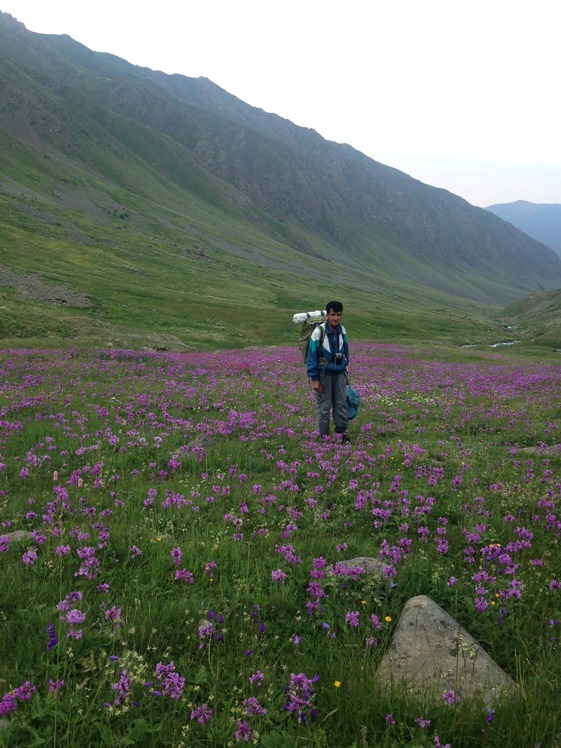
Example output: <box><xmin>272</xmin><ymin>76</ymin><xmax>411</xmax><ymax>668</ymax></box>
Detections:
<box><xmin>4</xmin><ymin>0</ymin><xmax>560</xmax><ymax>207</ymax></box>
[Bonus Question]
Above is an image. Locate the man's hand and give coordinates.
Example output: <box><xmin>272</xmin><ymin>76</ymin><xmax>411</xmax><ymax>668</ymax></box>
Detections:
<box><xmin>311</xmin><ymin>379</ymin><xmax>322</xmax><ymax>393</ymax></box>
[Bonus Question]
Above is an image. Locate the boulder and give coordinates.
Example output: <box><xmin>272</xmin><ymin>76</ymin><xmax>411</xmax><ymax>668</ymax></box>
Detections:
<box><xmin>377</xmin><ymin>594</ymin><xmax>517</xmax><ymax>706</ymax></box>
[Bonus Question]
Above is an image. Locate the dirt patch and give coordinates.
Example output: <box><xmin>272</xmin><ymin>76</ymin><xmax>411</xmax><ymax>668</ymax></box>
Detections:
<box><xmin>0</xmin><ymin>265</ymin><xmax>91</xmax><ymax>307</ymax></box>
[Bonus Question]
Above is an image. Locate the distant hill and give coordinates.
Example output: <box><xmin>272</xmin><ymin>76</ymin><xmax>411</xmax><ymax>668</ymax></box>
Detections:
<box><xmin>1</xmin><ymin>10</ymin><xmax>561</xmax><ymax>350</ymax></box>
<box><xmin>486</xmin><ymin>200</ymin><xmax>561</xmax><ymax>255</ymax></box>
<box><xmin>499</xmin><ymin>287</ymin><xmax>561</xmax><ymax>347</ymax></box>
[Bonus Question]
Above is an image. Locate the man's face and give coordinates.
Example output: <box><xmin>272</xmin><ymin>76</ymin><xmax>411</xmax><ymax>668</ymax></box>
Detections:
<box><xmin>326</xmin><ymin>309</ymin><xmax>342</xmax><ymax>329</ymax></box>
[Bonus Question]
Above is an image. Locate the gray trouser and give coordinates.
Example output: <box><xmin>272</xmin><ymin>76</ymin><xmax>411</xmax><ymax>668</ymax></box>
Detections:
<box><xmin>315</xmin><ymin>371</ymin><xmax>349</xmax><ymax>436</ymax></box>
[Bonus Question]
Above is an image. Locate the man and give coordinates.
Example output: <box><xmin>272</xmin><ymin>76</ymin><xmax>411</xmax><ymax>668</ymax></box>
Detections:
<box><xmin>306</xmin><ymin>300</ymin><xmax>350</xmax><ymax>442</ymax></box>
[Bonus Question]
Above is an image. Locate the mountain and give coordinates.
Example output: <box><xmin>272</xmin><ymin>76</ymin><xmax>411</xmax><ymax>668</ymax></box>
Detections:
<box><xmin>1</xmin><ymin>11</ymin><xmax>561</xmax><ymax>350</ymax></box>
<box><xmin>485</xmin><ymin>201</ymin><xmax>561</xmax><ymax>255</ymax></box>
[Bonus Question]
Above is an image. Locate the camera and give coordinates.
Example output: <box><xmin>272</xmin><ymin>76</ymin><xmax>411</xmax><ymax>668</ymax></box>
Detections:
<box><xmin>334</xmin><ymin>353</ymin><xmax>343</xmax><ymax>363</ymax></box>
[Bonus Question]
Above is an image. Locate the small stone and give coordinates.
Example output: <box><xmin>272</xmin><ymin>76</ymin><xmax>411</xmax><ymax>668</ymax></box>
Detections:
<box><xmin>336</xmin><ymin>556</ymin><xmax>389</xmax><ymax>578</ymax></box>
<box><xmin>182</xmin><ymin>434</ymin><xmax>214</xmax><ymax>453</ymax></box>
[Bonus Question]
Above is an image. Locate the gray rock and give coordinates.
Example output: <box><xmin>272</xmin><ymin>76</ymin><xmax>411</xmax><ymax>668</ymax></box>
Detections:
<box><xmin>335</xmin><ymin>556</ymin><xmax>389</xmax><ymax>578</ymax></box>
<box><xmin>517</xmin><ymin>445</ymin><xmax>561</xmax><ymax>456</ymax></box>
<box><xmin>4</xmin><ymin>530</ymin><xmax>31</xmax><ymax>543</ymax></box>
<box><xmin>182</xmin><ymin>434</ymin><xmax>214</xmax><ymax>453</ymax></box>
<box><xmin>377</xmin><ymin>595</ymin><xmax>517</xmax><ymax>706</ymax></box>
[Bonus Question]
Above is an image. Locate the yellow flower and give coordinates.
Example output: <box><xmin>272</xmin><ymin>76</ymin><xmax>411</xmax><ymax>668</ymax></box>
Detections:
<box><xmin>333</xmin><ymin>680</ymin><xmax>341</xmax><ymax>688</ymax></box>
<box><xmin>361</xmin><ymin>600</ymin><xmax>367</xmax><ymax>606</ymax></box>
<box><xmin>385</xmin><ymin>616</ymin><xmax>392</xmax><ymax>623</ymax></box>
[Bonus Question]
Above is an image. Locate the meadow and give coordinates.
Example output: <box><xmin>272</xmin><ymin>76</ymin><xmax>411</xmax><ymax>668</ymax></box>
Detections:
<box><xmin>1</xmin><ymin>343</ymin><xmax>561</xmax><ymax>747</ymax></box>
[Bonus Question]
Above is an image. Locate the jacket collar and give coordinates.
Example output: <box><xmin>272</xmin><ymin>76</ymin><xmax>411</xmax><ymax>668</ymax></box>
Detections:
<box><xmin>324</xmin><ymin>321</ymin><xmax>342</xmax><ymax>334</ymax></box>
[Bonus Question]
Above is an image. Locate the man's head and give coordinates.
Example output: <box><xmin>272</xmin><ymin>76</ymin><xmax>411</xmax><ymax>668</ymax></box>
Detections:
<box><xmin>326</xmin><ymin>300</ymin><xmax>343</xmax><ymax>315</ymax></box>
<box><xmin>325</xmin><ymin>300</ymin><xmax>343</xmax><ymax>330</ymax></box>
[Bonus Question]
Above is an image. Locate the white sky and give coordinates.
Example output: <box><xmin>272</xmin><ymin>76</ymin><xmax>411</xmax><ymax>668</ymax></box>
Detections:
<box><xmin>3</xmin><ymin>0</ymin><xmax>560</xmax><ymax>207</ymax></box>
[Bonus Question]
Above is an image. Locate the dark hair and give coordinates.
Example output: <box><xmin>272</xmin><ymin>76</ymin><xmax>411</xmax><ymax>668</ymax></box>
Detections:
<box><xmin>326</xmin><ymin>300</ymin><xmax>343</xmax><ymax>314</ymax></box>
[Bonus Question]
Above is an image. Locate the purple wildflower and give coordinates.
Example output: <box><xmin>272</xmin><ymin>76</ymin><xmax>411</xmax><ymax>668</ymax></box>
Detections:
<box><xmin>243</xmin><ymin>696</ymin><xmax>267</xmax><ymax>715</ymax></box>
<box><xmin>370</xmin><ymin>614</ymin><xmax>383</xmax><ymax>630</ymax></box>
<box><xmin>0</xmin><ymin>681</ymin><xmax>37</xmax><ymax>716</ymax></box>
<box><xmin>234</xmin><ymin>719</ymin><xmax>254</xmax><ymax>742</ymax></box>
<box><xmin>46</xmin><ymin>623</ymin><xmax>58</xmax><ymax>651</ymax></box>
<box><xmin>64</xmin><ymin>609</ymin><xmax>86</xmax><ymax>625</ymax></box>
<box><xmin>190</xmin><ymin>703</ymin><xmax>213</xmax><ymax>724</ymax></box>
<box><xmin>48</xmin><ymin>679</ymin><xmax>65</xmax><ymax>696</ymax></box>
<box><xmin>198</xmin><ymin>613</ymin><xmax>224</xmax><ymax>647</ymax></box>
<box><xmin>283</xmin><ymin>672</ymin><xmax>319</xmax><ymax>723</ymax></box>
<box><xmin>441</xmin><ymin>688</ymin><xmax>460</xmax><ymax>705</ymax></box>
<box><xmin>154</xmin><ymin>661</ymin><xmax>185</xmax><ymax>700</ymax></box>
<box><xmin>170</xmin><ymin>547</ymin><xmax>183</xmax><ymax>566</ymax></box>
<box><xmin>174</xmin><ymin>568</ymin><xmax>195</xmax><ymax>583</ymax></box>
<box><xmin>474</xmin><ymin>596</ymin><xmax>489</xmax><ymax>612</ymax></box>
<box><xmin>111</xmin><ymin>670</ymin><xmax>133</xmax><ymax>707</ymax></box>
<box><xmin>22</xmin><ymin>548</ymin><xmax>38</xmax><ymax>566</ymax></box>
<box><xmin>249</xmin><ymin>670</ymin><xmax>264</xmax><ymax>687</ymax></box>
<box><xmin>204</xmin><ymin>560</ymin><xmax>217</xmax><ymax>578</ymax></box>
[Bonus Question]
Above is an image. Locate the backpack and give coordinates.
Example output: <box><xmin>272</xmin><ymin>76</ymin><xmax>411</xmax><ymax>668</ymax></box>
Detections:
<box><xmin>293</xmin><ymin>311</ymin><xmax>326</xmax><ymax>362</ymax></box>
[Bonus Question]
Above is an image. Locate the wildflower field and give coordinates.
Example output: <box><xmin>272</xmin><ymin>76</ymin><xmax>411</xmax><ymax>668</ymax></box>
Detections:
<box><xmin>1</xmin><ymin>343</ymin><xmax>561</xmax><ymax>747</ymax></box>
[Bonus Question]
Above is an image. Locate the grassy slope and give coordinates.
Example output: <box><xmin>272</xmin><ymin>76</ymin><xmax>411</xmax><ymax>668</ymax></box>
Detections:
<box><xmin>0</xmin><ymin>126</ymin><xmax>511</xmax><ymax>352</ymax></box>
<box><xmin>0</xmin><ymin>176</ymin><xmax>503</xmax><ymax>351</ymax></box>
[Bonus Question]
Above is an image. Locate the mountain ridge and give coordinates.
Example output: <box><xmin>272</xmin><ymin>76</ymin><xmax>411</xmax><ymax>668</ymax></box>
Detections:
<box><xmin>485</xmin><ymin>200</ymin><xmax>561</xmax><ymax>255</ymax></box>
